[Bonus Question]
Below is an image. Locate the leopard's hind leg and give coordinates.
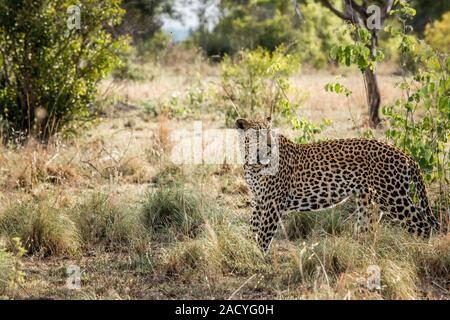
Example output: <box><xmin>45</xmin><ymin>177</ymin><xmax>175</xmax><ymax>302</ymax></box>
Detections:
<box><xmin>353</xmin><ymin>189</ymin><xmax>380</xmax><ymax>237</ymax></box>
<box><xmin>379</xmin><ymin>193</ymin><xmax>433</xmax><ymax>237</ymax></box>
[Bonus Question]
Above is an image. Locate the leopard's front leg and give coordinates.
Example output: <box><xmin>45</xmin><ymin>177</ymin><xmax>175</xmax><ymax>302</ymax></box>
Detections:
<box><xmin>254</xmin><ymin>196</ymin><xmax>286</xmax><ymax>253</ymax></box>
<box><xmin>249</xmin><ymin>199</ymin><xmax>261</xmax><ymax>241</ymax></box>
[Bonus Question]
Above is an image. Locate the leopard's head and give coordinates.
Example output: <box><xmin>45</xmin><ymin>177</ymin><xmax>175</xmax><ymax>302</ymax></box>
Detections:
<box><xmin>235</xmin><ymin>117</ymin><xmax>274</xmax><ymax>166</ymax></box>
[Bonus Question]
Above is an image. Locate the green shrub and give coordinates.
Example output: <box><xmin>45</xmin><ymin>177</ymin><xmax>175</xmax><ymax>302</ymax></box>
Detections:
<box><xmin>329</xmin><ymin>26</ymin><xmax>385</xmax><ymax>72</ymax></box>
<box><xmin>220</xmin><ymin>46</ymin><xmax>300</xmax><ymax>126</ymax></box>
<box><xmin>424</xmin><ymin>11</ymin><xmax>450</xmax><ymax>53</ymax></box>
<box><xmin>136</xmin><ymin>30</ymin><xmax>171</xmax><ymax>61</ymax></box>
<box><xmin>0</xmin><ymin>0</ymin><xmax>126</xmax><ymax>141</ymax></box>
<box><xmin>220</xmin><ymin>45</ymin><xmax>330</xmax><ymax>140</ymax></box>
<box><xmin>159</xmin><ymin>92</ymin><xmax>196</xmax><ymax>119</ymax></box>
<box><xmin>196</xmin><ymin>0</ymin><xmax>298</xmax><ymax>57</ymax></box>
<box><xmin>382</xmin><ymin>16</ymin><xmax>449</xmax><ymax>223</ymax></box>
<box><xmin>112</xmin><ymin>58</ymin><xmax>153</xmax><ymax>82</ymax></box>
<box><xmin>295</xmin><ymin>0</ymin><xmax>351</xmax><ymax>68</ymax></box>
<box><xmin>378</xmin><ymin>22</ymin><xmax>403</xmax><ymax>63</ymax></box>
<box><xmin>141</xmin><ymin>100</ymin><xmax>159</xmax><ymax>119</ymax></box>
<box><xmin>289</xmin><ymin>116</ymin><xmax>331</xmax><ymax>144</ymax></box>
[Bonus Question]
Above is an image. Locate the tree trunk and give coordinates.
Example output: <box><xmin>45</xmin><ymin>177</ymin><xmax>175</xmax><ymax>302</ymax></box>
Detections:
<box><xmin>365</xmin><ymin>29</ymin><xmax>382</xmax><ymax>129</ymax></box>
<box><xmin>364</xmin><ymin>67</ymin><xmax>381</xmax><ymax>128</ymax></box>
<box><xmin>320</xmin><ymin>0</ymin><xmax>393</xmax><ymax>128</ymax></box>
<box><xmin>341</xmin><ymin>0</ymin><xmax>382</xmax><ymax>128</ymax></box>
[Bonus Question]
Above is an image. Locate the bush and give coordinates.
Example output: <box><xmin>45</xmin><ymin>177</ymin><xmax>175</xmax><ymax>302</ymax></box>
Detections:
<box><xmin>0</xmin><ymin>0</ymin><xmax>126</xmax><ymax>142</ymax></box>
<box><xmin>136</xmin><ymin>30</ymin><xmax>171</xmax><ymax>61</ymax></box>
<box><xmin>220</xmin><ymin>45</ymin><xmax>330</xmax><ymax>139</ymax></box>
<box><xmin>295</xmin><ymin>0</ymin><xmax>351</xmax><ymax>68</ymax></box>
<box><xmin>0</xmin><ymin>200</ymin><xmax>80</xmax><ymax>256</ymax></box>
<box><xmin>196</xmin><ymin>0</ymin><xmax>298</xmax><ymax>57</ymax></box>
<box><xmin>382</xmin><ymin>21</ymin><xmax>449</xmax><ymax>224</ymax></box>
<box><xmin>378</xmin><ymin>21</ymin><xmax>403</xmax><ymax>63</ymax></box>
<box><xmin>424</xmin><ymin>11</ymin><xmax>450</xmax><ymax>53</ymax></box>
<box><xmin>139</xmin><ymin>87</ymin><xmax>207</xmax><ymax>120</ymax></box>
<box><xmin>208</xmin><ymin>223</ymin><xmax>267</xmax><ymax>275</ymax></box>
<box><xmin>220</xmin><ymin>46</ymin><xmax>300</xmax><ymax>126</ymax></box>
<box><xmin>116</xmin><ymin>0</ymin><xmax>171</xmax><ymax>44</ymax></box>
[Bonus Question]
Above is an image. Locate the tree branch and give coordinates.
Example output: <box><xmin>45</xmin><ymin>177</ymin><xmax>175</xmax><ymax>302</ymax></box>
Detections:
<box><xmin>318</xmin><ymin>0</ymin><xmax>357</xmax><ymax>24</ymax></box>
<box><xmin>381</xmin><ymin>0</ymin><xmax>395</xmax><ymax>21</ymax></box>
<box><xmin>348</xmin><ymin>0</ymin><xmax>368</xmax><ymax>18</ymax></box>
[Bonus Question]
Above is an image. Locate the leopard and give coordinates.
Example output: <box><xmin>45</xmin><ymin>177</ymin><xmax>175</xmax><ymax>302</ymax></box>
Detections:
<box><xmin>235</xmin><ymin>117</ymin><xmax>440</xmax><ymax>253</ymax></box>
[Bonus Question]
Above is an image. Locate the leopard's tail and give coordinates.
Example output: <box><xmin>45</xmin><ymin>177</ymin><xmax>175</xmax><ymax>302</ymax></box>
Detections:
<box><xmin>408</xmin><ymin>160</ymin><xmax>441</xmax><ymax>233</ymax></box>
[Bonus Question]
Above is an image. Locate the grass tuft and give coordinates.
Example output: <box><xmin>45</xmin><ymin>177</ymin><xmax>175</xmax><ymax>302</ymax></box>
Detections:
<box><xmin>0</xmin><ymin>200</ymin><xmax>80</xmax><ymax>257</ymax></box>
<box><xmin>142</xmin><ymin>185</ymin><xmax>207</xmax><ymax>240</ymax></box>
<box><xmin>161</xmin><ymin>221</ymin><xmax>267</xmax><ymax>282</ymax></box>
<box><xmin>283</xmin><ymin>209</ymin><xmax>351</xmax><ymax>240</ymax></box>
<box><xmin>162</xmin><ymin>240</ymin><xmax>211</xmax><ymax>282</ymax></box>
<box><xmin>70</xmin><ymin>192</ymin><xmax>146</xmax><ymax>250</ymax></box>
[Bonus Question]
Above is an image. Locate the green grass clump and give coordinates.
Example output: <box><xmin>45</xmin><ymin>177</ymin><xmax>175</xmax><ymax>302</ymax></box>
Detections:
<box><xmin>0</xmin><ymin>200</ymin><xmax>80</xmax><ymax>256</ymax></box>
<box><xmin>70</xmin><ymin>192</ymin><xmax>146</xmax><ymax>250</ymax></box>
<box><xmin>142</xmin><ymin>186</ymin><xmax>208</xmax><ymax>240</ymax></box>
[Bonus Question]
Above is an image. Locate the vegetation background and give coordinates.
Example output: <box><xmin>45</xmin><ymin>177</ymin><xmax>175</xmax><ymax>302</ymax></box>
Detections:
<box><xmin>0</xmin><ymin>0</ymin><xmax>448</xmax><ymax>299</ymax></box>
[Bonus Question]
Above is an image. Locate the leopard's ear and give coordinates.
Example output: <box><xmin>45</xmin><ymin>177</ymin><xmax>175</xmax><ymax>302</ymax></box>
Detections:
<box><xmin>266</xmin><ymin>129</ymin><xmax>273</xmax><ymax>146</ymax></box>
<box><xmin>235</xmin><ymin>118</ymin><xmax>250</xmax><ymax>130</ymax></box>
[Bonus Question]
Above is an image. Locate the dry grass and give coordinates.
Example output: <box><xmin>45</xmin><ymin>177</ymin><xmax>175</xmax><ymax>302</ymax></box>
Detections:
<box><xmin>0</xmin><ymin>199</ymin><xmax>81</xmax><ymax>257</ymax></box>
<box><xmin>0</xmin><ymin>240</ymin><xmax>23</xmax><ymax>298</ymax></box>
<box><xmin>70</xmin><ymin>192</ymin><xmax>146</xmax><ymax>250</ymax></box>
<box><xmin>0</xmin><ymin>140</ymin><xmax>79</xmax><ymax>191</ymax></box>
<box><xmin>0</xmin><ymin>56</ymin><xmax>447</xmax><ymax>300</ymax></box>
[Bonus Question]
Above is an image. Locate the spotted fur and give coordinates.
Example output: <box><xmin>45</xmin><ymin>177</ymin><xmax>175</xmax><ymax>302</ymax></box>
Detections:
<box><xmin>236</xmin><ymin>118</ymin><xmax>440</xmax><ymax>252</ymax></box>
